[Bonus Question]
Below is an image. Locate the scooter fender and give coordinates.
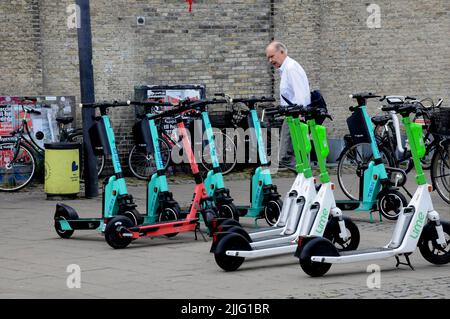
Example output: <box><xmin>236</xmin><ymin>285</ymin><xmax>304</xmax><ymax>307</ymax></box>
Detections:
<box><xmin>296</xmin><ymin>237</ymin><xmax>340</xmax><ymax>261</ymax></box>
<box><xmin>294</xmin><ymin>235</ymin><xmax>321</xmax><ymax>258</ymax></box>
<box><xmin>55</xmin><ymin>203</ymin><xmax>79</xmax><ymax>220</ymax></box>
<box><xmin>210</xmin><ymin>232</ymin><xmax>251</xmax><ymax>254</ymax></box>
<box><xmin>209</xmin><ymin>218</ymin><xmax>242</xmax><ymax>234</ymax></box>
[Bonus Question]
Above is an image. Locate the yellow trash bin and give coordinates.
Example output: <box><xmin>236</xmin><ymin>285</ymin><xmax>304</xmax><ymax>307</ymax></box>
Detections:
<box><xmin>44</xmin><ymin>142</ymin><xmax>80</xmax><ymax>199</ymax></box>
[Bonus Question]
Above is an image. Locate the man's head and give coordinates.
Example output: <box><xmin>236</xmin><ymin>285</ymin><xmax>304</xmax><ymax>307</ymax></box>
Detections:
<box><xmin>265</xmin><ymin>41</ymin><xmax>288</xmax><ymax>69</ymax></box>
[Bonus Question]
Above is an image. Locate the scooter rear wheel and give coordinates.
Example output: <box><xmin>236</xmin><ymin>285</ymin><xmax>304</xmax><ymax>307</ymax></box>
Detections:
<box><xmin>54</xmin><ymin>208</ymin><xmax>79</xmax><ymax>239</ymax></box>
<box><xmin>214</xmin><ymin>233</ymin><xmax>249</xmax><ymax>271</ymax></box>
<box><xmin>105</xmin><ymin>215</ymin><xmax>135</xmax><ymax>249</ymax></box>
<box><xmin>264</xmin><ymin>199</ymin><xmax>282</xmax><ymax>226</ymax></box>
<box><xmin>419</xmin><ymin>221</ymin><xmax>450</xmax><ymax>265</ymax></box>
<box><xmin>299</xmin><ymin>239</ymin><xmax>336</xmax><ymax>277</ymax></box>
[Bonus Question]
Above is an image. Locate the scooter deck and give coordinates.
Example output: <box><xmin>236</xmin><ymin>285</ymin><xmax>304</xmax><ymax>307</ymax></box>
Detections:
<box><xmin>339</xmin><ymin>247</ymin><xmax>392</xmax><ymax>256</ymax></box>
<box><xmin>63</xmin><ymin>219</ymin><xmax>103</xmax><ymax>230</ymax></box>
<box><xmin>128</xmin><ymin>218</ymin><xmax>199</xmax><ymax>238</ymax></box>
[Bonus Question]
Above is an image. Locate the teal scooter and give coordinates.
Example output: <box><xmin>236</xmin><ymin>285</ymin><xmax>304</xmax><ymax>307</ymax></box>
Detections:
<box><xmin>131</xmin><ymin>101</ymin><xmax>183</xmax><ymax>225</ymax></box>
<box><xmin>181</xmin><ymin>98</ymin><xmax>239</xmax><ymax>221</ymax></box>
<box><xmin>217</xmin><ymin>95</ymin><xmax>283</xmax><ymax>226</ymax></box>
<box><xmin>54</xmin><ymin>101</ymin><xmax>145</xmax><ymax>238</ymax></box>
<box><xmin>334</xmin><ymin>93</ymin><xmax>408</xmax><ymax>222</ymax></box>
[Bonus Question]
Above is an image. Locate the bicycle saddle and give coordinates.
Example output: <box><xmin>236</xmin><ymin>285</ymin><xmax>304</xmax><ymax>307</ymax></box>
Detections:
<box><xmin>56</xmin><ymin>116</ymin><xmax>74</xmax><ymax>125</ymax></box>
<box><xmin>371</xmin><ymin>115</ymin><xmax>390</xmax><ymax>126</ymax></box>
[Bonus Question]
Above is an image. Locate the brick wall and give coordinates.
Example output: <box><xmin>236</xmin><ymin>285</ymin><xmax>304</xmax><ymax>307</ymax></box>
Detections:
<box><xmin>1</xmin><ymin>0</ymin><xmax>448</xmax><ymax>145</ymax></box>
<box><xmin>0</xmin><ymin>0</ymin><xmax>43</xmax><ymax>95</ymax></box>
<box><xmin>274</xmin><ymin>0</ymin><xmax>450</xmax><ymax>136</ymax></box>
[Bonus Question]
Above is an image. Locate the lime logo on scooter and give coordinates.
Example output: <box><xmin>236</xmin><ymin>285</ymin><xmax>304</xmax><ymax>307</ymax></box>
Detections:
<box><xmin>315</xmin><ymin>208</ymin><xmax>329</xmax><ymax>234</ymax></box>
<box><xmin>410</xmin><ymin>211</ymin><xmax>426</xmax><ymax>239</ymax></box>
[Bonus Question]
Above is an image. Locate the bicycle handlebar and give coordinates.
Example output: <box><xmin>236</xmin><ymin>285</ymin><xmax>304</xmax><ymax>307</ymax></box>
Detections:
<box><xmin>265</xmin><ymin>105</ymin><xmax>332</xmax><ymax>121</ymax></box>
<box><xmin>381</xmin><ymin>102</ymin><xmax>422</xmax><ymax>115</ymax></box>
<box><xmin>230</xmin><ymin>96</ymin><xmax>276</xmax><ymax>105</ymax></box>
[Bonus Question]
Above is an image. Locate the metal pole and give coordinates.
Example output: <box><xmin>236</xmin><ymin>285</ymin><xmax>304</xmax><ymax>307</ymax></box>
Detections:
<box><xmin>76</xmin><ymin>0</ymin><xmax>98</xmax><ymax>197</ymax></box>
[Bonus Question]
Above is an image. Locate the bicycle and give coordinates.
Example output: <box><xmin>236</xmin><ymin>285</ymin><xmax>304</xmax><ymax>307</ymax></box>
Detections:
<box><xmin>0</xmin><ymin>98</ymin><xmax>104</xmax><ymax>191</ymax></box>
<box><xmin>338</xmin><ymin>95</ymin><xmax>449</xmax><ymax>204</ymax></box>
<box><xmin>372</xmin><ymin>96</ymin><xmax>443</xmax><ymax>172</ymax></box>
<box><xmin>337</xmin><ymin>95</ymin><xmax>437</xmax><ymax>201</ymax></box>
<box><xmin>128</xmin><ymin>101</ymin><xmax>237</xmax><ymax>180</ymax></box>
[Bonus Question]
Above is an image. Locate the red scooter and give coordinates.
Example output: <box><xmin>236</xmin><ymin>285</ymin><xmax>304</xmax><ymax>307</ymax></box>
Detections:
<box><xmin>104</xmin><ymin>103</ymin><xmax>219</xmax><ymax>248</ymax></box>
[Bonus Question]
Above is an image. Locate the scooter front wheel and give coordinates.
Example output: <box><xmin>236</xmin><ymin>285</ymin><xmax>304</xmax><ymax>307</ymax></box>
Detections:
<box><xmin>104</xmin><ymin>216</ymin><xmax>135</xmax><ymax>249</ymax></box>
<box><xmin>419</xmin><ymin>221</ymin><xmax>450</xmax><ymax>265</ymax></box>
<box><xmin>378</xmin><ymin>189</ymin><xmax>407</xmax><ymax>220</ymax></box>
<box><xmin>159</xmin><ymin>205</ymin><xmax>181</xmax><ymax>238</ymax></box>
<box><xmin>323</xmin><ymin>216</ymin><xmax>360</xmax><ymax>251</ymax></box>
<box><xmin>264</xmin><ymin>199</ymin><xmax>282</xmax><ymax>226</ymax></box>
<box><xmin>218</xmin><ymin>203</ymin><xmax>239</xmax><ymax>222</ymax></box>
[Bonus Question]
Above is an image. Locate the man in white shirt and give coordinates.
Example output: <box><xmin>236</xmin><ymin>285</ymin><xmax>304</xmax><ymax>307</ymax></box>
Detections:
<box><xmin>266</xmin><ymin>41</ymin><xmax>311</xmax><ymax>169</ymax></box>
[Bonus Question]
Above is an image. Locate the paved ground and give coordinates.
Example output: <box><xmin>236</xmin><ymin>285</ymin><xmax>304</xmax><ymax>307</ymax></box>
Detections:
<box><xmin>0</xmin><ymin>171</ymin><xmax>449</xmax><ymax>299</ymax></box>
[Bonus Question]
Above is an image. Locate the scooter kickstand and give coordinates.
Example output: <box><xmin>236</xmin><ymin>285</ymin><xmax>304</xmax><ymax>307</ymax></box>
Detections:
<box><xmin>395</xmin><ymin>254</ymin><xmax>415</xmax><ymax>270</ymax></box>
<box><xmin>195</xmin><ymin>224</ymin><xmax>208</xmax><ymax>242</ymax></box>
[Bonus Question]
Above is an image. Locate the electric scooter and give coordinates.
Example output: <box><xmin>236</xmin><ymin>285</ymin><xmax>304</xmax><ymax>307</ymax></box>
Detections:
<box><xmin>181</xmin><ymin>98</ymin><xmax>239</xmax><ymax>221</ymax></box>
<box><xmin>210</xmin><ymin>106</ymin><xmax>360</xmax><ymax>271</ymax></box>
<box><xmin>54</xmin><ymin>101</ymin><xmax>145</xmax><ymax>238</ymax></box>
<box><xmin>103</xmin><ymin>103</ymin><xmax>220</xmax><ymax>249</ymax></box>
<box><xmin>130</xmin><ymin>100</ymin><xmax>187</xmax><ymax>227</ymax></box>
<box><xmin>221</xmin><ymin>96</ymin><xmax>283</xmax><ymax>226</ymax></box>
<box><xmin>296</xmin><ymin>101</ymin><xmax>450</xmax><ymax>277</ymax></box>
<box><xmin>333</xmin><ymin>93</ymin><xmax>409</xmax><ymax>222</ymax></box>
<box><xmin>213</xmin><ymin>105</ymin><xmax>317</xmax><ymax>241</ymax></box>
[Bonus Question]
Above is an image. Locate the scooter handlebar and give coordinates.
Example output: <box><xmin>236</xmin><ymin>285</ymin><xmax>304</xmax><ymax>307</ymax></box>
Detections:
<box><xmin>130</xmin><ymin>100</ymin><xmax>173</xmax><ymax>107</ymax></box>
<box><xmin>80</xmin><ymin>100</ymin><xmax>131</xmax><ymax>109</ymax></box>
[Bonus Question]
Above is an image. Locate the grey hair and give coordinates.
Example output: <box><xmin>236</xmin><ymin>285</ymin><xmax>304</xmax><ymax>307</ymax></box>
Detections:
<box><xmin>272</xmin><ymin>41</ymin><xmax>288</xmax><ymax>55</ymax></box>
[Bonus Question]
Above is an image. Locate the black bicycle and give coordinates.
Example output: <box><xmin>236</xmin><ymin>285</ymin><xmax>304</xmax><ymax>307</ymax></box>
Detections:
<box><xmin>0</xmin><ymin>99</ymin><xmax>104</xmax><ymax>191</ymax></box>
<box><xmin>128</xmin><ymin>101</ymin><xmax>237</xmax><ymax>180</ymax></box>
<box><xmin>338</xmin><ymin>96</ymin><xmax>450</xmax><ymax>204</ymax></box>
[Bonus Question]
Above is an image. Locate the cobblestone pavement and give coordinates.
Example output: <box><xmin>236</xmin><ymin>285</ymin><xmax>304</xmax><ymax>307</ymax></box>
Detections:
<box><xmin>0</xmin><ymin>172</ymin><xmax>449</xmax><ymax>299</ymax></box>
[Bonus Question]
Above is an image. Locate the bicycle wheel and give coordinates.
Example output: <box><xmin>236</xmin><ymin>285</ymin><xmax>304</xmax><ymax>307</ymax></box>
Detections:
<box><xmin>0</xmin><ymin>141</ymin><xmax>36</xmax><ymax>191</ymax></box>
<box><xmin>337</xmin><ymin>142</ymin><xmax>394</xmax><ymax>200</ymax></box>
<box><xmin>431</xmin><ymin>140</ymin><xmax>450</xmax><ymax>204</ymax></box>
<box><xmin>70</xmin><ymin>133</ymin><xmax>105</xmax><ymax>182</ymax></box>
<box><xmin>201</xmin><ymin>130</ymin><xmax>237</xmax><ymax>175</ymax></box>
<box><xmin>128</xmin><ymin>138</ymin><xmax>171</xmax><ymax>180</ymax></box>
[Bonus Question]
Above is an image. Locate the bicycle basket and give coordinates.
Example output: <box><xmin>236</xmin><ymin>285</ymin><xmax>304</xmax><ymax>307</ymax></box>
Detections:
<box><xmin>346</xmin><ymin>108</ymin><xmax>371</xmax><ymax>144</ymax></box>
<box><xmin>429</xmin><ymin>107</ymin><xmax>450</xmax><ymax>136</ymax></box>
<box><xmin>88</xmin><ymin>120</ymin><xmax>111</xmax><ymax>156</ymax></box>
<box><xmin>132</xmin><ymin>119</ymin><xmax>154</xmax><ymax>154</ymax></box>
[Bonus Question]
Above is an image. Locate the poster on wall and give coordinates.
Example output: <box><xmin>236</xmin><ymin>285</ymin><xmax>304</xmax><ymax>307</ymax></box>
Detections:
<box><xmin>134</xmin><ymin>84</ymin><xmax>206</xmax><ymax>135</ymax></box>
<box><xmin>0</xmin><ymin>96</ymin><xmax>76</xmax><ymax>148</ymax></box>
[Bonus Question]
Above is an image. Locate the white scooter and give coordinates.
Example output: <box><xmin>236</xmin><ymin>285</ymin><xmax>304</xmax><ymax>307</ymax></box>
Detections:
<box><xmin>216</xmin><ymin>110</ymin><xmax>317</xmax><ymax>242</ymax></box>
<box><xmin>296</xmin><ymin>99</ymin><xmax>450</xmax><ymax>277</ymax></box>
<box><xmin>210</xmin><ymin>106</ymin><xmax>360</xmax><ymax>271</ymax></box>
